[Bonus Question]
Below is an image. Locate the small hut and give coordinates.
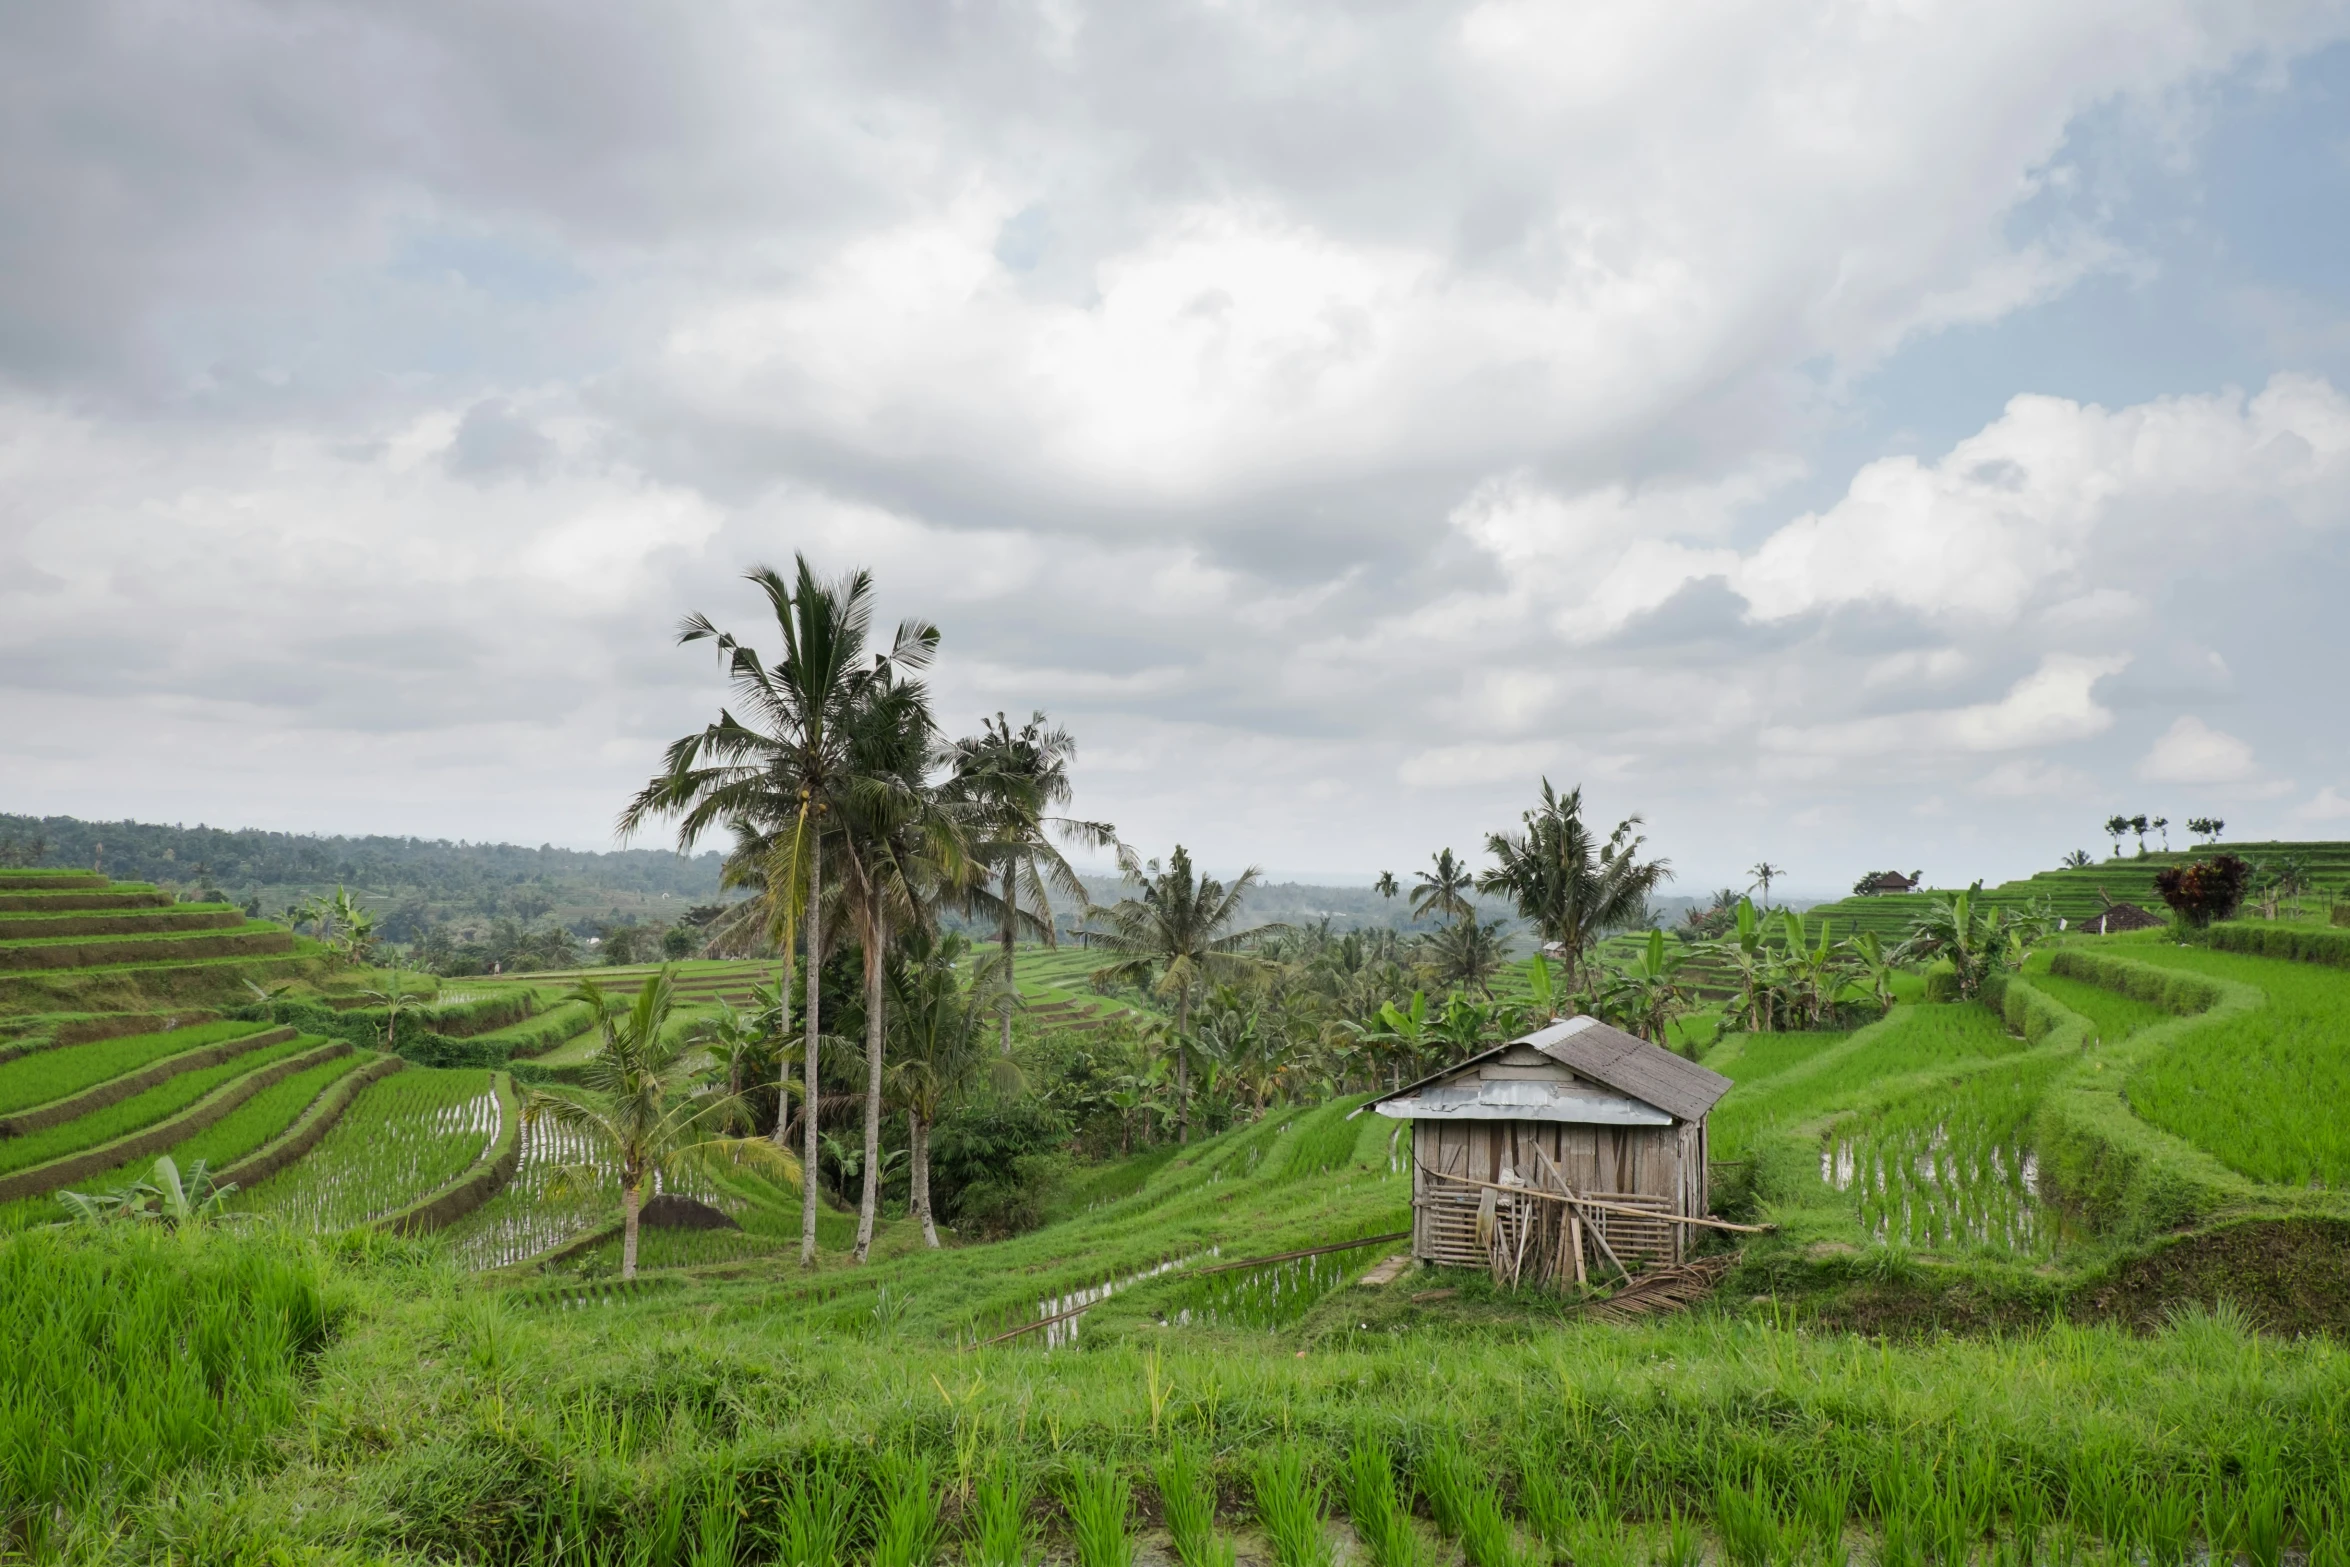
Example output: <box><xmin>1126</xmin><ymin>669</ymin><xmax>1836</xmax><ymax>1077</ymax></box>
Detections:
<box><xmin>1371</xmin><ymin>1016</ymin><xmax>1732</xmax><ymax>1288</ymax></box>
<box><xmin>1858</xmin><ymin>870</ymin><xmax>1922</xmax><ymax>895</ymax></box>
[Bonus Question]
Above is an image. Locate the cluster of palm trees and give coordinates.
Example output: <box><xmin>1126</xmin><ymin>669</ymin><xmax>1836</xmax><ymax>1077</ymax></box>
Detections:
<box><xmin>619</xmin><ymin>557</ymin><xmax>1114</xmax><ymax>1268</ymax></box>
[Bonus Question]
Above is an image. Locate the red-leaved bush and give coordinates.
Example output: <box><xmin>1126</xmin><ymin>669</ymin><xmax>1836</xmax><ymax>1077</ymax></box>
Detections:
<box><xmin>2154</xmin><ymin>855</ymin><xmax>2250</xmax><ymax>928</ymax></box>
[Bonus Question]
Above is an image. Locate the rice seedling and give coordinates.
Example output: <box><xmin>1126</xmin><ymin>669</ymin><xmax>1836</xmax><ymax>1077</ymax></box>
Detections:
<box><xmin>1060</xmin><ymin>1461</ymin><xmax>1136</xmax><ymax>1567</ymax></box>
<box><xmin>0</xmin><ymin>1020</ymin><xmax>269</xmax><ymax>1115</ymax></box>
<box><xmin>1160</xmin><ymin>1230</ymin><xmax>1402</xmax><ymax>1331</ymax></box>
<box><xmin>1155</xmin><ymin>1442</ymin><xmax>1221</xmax><ymax>1567</ymax></box>
<box><xmin>966</xmin><ymin>1458</ymin><xmax>1039</xmax><ymax>1567</ymax></box>
<box><xmin>1710</xmin><ymin>1003</ymin><xmax>2025</xmax><ymax>1160</ymax></box>
<box><xmin>0</xmin><ymin>1034</ymin><xmax>312</xmax><ymax>1177</ymax></box>
<box><xmin>437</xmin><ymin>1111</ymin><xmax>617</xmax><ymax>1268</ymax></box>
<box><xmin>2135</xmin><ymin>1480</ymin><xmax>2191</xmax><ymax>1567</ymax></box>
<box><xmin>0</xmin><ymin>1046</ymin><xmax>357</xmax><ymax>1232</ymax></box>
<box><xmin>870</xmin><ymin>1451</ymin><xmax>943</xmax><ymax>1567</ymax></box>
<box><xmin>2116</xmin><ymin>944</ymin><xmax>2350</xmax><ymax>1185</ymax></box>
<box><xmin>1663</xmin><ymin>1503</ymin><xmax>1701</xmax><ymax>1567</ymax></box>
<box><xmin>1254</xmin><ymin>1447</ymin><xmax>1334</xmax><ymax>1567</ymax></box>
<box><xmin>1798</xmin><ymin>1470</ymin><xmax>1855</xmax><ymax>1557</ymax></box>
<box><xmin>1421</xmin><ymin>1438</ymin><xmax>1540</xmax><ymax>1567</ymax></box>
<box><xmin>1341</xmin><ymin>1437</ymin><xmax>1432</xmax><ymax>1567</ymax></box>
<box><xmin>1515</xmin><ymin>1449</ymin><xmax>1584</xmax><ymax>1551</ymax></box>
<box><xmin>1826</xmin><ymin>1055</ymin><xmax>2064</xmax><ymax>1254</ymax></box>
<box><xmin>2011</xmin><ymin>973</ymin><xmax>2171</xmax><ymax>1045</ymax></box>
<box><xmin>770</xmin><ymin>1459</ymin><xmax>860</xmax><ymax>1567</ymax></box>
<box><xmin>234</xmin><ymin>1067</ymin><xmax>498</xmax><ymax>1228</ymax></box>
<box><xmin>1714</xmin><ymin>1474</ymin><xmax>1786</xmax><ymax>1567</ymax></box>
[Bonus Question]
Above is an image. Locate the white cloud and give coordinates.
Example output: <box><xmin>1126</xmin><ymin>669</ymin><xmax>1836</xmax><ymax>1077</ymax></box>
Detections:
<box><xmin>2138</xmin><ymin>716</ymin><xmax>2260</xmax><ymax>783</ymax></box>
<box><xmin>4</xmin><ymin>2</ymin><xmax>2350</xmax><ymax>889</ymax></box>
<box><xmin>1761</xmin><ymin>655</ymin><xmax>2130</xmax><ymax>762</ymax></box>
<box><xmin>2292</xmin><ymin>786</ymin><xmax>2350</xmax><ymax>823</ymax></box>
<box><xmin>1978</xmin><ymin>758</ymin><xmax>2092</xmax><ymax>797</ymax></box>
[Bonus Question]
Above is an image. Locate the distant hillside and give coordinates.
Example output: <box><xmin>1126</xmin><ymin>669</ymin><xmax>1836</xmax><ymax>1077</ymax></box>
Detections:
<box><xmin>0</xmin><ymin>812</ymin><xmax>724</xmax><ymax>941</ymax></box>
<box><xmin>1797</xmin><ymin>840</ymin><xmax>2350</xmax><ymax>939</ymax></box>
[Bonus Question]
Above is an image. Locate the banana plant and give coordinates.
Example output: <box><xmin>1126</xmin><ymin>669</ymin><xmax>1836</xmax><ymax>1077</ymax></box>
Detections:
<box><xmin>1603</xmin><ymin>928</ymin><xmax>1691</xmax><ymax>1046</ymax></box>
<box><xmin>57</xmin><ymin>1156</ymin><xmax>238</xmax><ymax>1227</ymax></box>
<box><xmin>1843</xmin><ymin>930</ymin><xmax>1898</xmax><ymax>1012</ymax></box>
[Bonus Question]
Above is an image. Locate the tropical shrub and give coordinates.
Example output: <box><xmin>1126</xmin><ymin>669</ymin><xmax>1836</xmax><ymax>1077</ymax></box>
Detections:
<box><xmin>2153</xmin><ymin>855</ymin><xmax>2249</xmax><ymax>929</ymax></box>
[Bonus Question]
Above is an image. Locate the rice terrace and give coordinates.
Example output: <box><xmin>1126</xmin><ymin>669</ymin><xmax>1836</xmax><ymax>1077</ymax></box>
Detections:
<box><xmin>4</xmin><ymin>567</ymin><xmax>2350</xmax><ymax>1567</ymax></box>
<box><xmin>12</xmin><ymin>10</ymin><xmax>2350</xmax><ymax>1565</ymax></box>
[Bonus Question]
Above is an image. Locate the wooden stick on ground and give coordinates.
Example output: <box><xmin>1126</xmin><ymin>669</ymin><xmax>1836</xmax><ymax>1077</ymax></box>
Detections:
<box><xmin>1435</xmin><ymin>1172</ymin><xmax>1775</xmax><ymax>1233</ymax></box>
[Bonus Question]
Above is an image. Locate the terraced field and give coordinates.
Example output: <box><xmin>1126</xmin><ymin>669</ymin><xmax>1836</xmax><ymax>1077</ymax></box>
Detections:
<box><xmin>234</xmin><ymin>1067</ymin><xmax>506</xmax><ymax>1230</ymax></box>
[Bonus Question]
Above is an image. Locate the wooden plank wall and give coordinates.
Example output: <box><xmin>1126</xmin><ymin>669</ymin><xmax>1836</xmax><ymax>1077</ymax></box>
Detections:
<box><xmin>1410</xmin><ymin>1117</ymin><xmax>1699</xmax><ymax>1269</ymax></box>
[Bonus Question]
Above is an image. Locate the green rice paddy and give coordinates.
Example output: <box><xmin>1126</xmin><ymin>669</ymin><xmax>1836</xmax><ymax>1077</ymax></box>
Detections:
<box><xmin>235</xmin><ymin>1067</ymin><xmax>501</xmax><ymax>1228</ymax></box>
<box><xmin>0</xmin><ymin>1019</ymin><xmax>271</xmax><ymax>1115</ymax></box>
<box><xmin>0</xmin><ymin>1034</ymin><xmax>314</xmax><ymax>1177</ymax></box>
<box><xmin>2117</xmin><ymin>943</ymin><xmax>2350</xmax><ymax>1187</ymax></box>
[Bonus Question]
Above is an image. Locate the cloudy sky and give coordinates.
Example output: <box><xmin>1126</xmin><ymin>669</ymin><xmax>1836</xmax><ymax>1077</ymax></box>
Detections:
<box><xmin>6</xmin><ymin>2</ymin><xmax>2350</xmax><ymax>893</ymax></box>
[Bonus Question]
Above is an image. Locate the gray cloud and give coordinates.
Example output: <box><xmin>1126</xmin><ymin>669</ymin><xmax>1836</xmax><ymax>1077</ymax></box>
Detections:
<box><xmin>4</xmin><ymin>1</ymin><xmax>2349</xmax><ymax>888</ymax></box>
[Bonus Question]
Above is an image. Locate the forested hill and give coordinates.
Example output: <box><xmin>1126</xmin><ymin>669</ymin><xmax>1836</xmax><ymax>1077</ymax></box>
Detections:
<box><xmin>0</xmin><ymin>812</ymin><xmax>724</xmax><ymax>937</ymax></box>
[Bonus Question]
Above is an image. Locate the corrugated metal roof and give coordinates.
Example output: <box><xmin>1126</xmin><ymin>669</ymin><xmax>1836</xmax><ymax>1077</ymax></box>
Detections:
<box><xmin>1369</xmin><ymin>1014</ymin><xmax>1732</xmax><ymax>1125</ymax></box>
<box><xmin>1370</xmin><ymin>1077</ymin><xmax>1673</xmax><ymax>1126</ymax></box>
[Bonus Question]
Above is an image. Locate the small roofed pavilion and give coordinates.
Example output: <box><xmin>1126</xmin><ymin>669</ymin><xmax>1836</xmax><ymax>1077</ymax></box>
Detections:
<box><xmin>1371</xmin><ymin>1016</ymin><xmax>1732</xmax><ymax>1289</ymax></box>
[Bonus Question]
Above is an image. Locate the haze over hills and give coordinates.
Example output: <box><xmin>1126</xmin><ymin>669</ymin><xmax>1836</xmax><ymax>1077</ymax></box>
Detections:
<box><xmin>3</xmin><ymin>811</ymin><xmax>1739</xmax><ymax>947</ymax></box>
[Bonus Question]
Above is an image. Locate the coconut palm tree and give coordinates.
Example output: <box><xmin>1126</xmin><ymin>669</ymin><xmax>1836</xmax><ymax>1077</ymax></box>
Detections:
<box><xmin>1747</xmin><ymin>862</ymin><xmax>1785</xmax><ymax>907</ymax></box>
<box><xmin>1410</xmin><ymin>849</ymin><xmax>1475</xmax><ymax>927</ymax></box>
<box><xmin>1374</xmin><ymin>870</ymin><xmax>1400</xmax><ymax>903</ymax></box>
<box><xmin>1089</xmin><ymin>846</ymin><xmax>1279</xmax><ymax>1143</ymax></box>
<box><xmin>1479</xmin><ymin>780</ymin><xmax>1672</xmax><ymax>991</ymax></box>
<box><xmin>524</xmin><ymin>970</ymin><xmax>798</xmax><ymax>1279</ymax></box>
<box><xmin>941</xmin><ymin>711</ymin><xmax>1120</xmax><ymax>1055</ymax></box>
<box><xmin>1421</xmin><ymin>915</ymin><xmax>1510</xmax><ymax>997</ymax></box>
<box><xmin>828</xmin><ymin>667</ymin><xmax>974</xmax><ymax>1263</ymax></box>
<box><xmin>620</xmin><ymin>555</ymin><xmax>936</xmax><ymax>1267</ymax></box>
<box><xmin>884</xmin><ymin>930</ymin><xmax>1011</xmax><ymax>1247</ymax></box>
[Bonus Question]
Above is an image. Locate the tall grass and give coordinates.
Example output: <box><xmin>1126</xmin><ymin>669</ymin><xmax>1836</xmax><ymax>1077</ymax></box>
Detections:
<box><xmin>1341</xmin><ymin>1439</ymin><xmax>1431</xmax><ymax>1567</ymax></box>
<box><xmin>0</xmin><ymin>1227</ymin><xmax>330</xmax><ymax>1552</ymax></box>
<box><xmin>2114</xmin><ymin>945</ymin><xmax>2350</xmax><ymax>1185</ymax></box>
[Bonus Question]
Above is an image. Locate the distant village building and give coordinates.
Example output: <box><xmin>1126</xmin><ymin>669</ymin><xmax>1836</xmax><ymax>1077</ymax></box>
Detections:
<box><xmin>1855</xmin><ymin>870</ymin><xmax>1923</xmax><ymax>895</ymax></box>
<box><xmin>1371</xmin><ymin>1017</ymin><xmax>1731</xmax><ymax>1289</ymax></box>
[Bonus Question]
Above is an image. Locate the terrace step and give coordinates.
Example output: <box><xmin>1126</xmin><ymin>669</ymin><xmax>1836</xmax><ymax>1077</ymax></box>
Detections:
<box><xmin>0</xmin><ymin>1039</ymin><xmax>349</xmax><ymax>1203</ymax></box>
<box><xmin>0</xmin><ymin>907</ymin><xmax>247</xmax><ymax>941</ymax></box>
<box><xmin>0</xmin><ymin>924</ymin><xmax>294</xmax><ymax>974</ymax></box>
<box><xmin>0</xmin><ymin>890</ymin><xmax>175</xmax><ymax>913</ymax></box>
<box><xmin>0</xmin><ymin>1025</ymin><xmax>295</xmax><ymax>1138</ymax></box>
<box><xmin>0</xmin><ymin>872</ymin><xmax>106</xmax><ymax>890</ymax></box>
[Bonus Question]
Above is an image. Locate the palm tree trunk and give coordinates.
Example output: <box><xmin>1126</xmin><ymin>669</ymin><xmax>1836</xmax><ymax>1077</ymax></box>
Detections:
<box><xmin>910</xmin><ymin>1111</ymin><xmax>939</xmax><ymax>1248</ymax></box>
<box><xmin>772</xmin><ymin>916</ymin><xmax>794</xmax><ymax>1149</ymax></box>
<box><xmin>1174</xmin><ymin>986</ymin><xmax>1191</xmax><ymax>1146</ymax></box>
<box><xmin>855</xmin><ymin>907</ymin><xmax>887</xmax><ymax>1262</ymax></box>
<box><xmin>800</xmin><ymin>826</ymin><xmax>822</xmax><ymax>1268</ymax></box>
<box><xmin>621</xmin><ymin>1178</ymin><xmax>641</xmax><ymax>1281</ymax></box>
<box><xmin>1000</xmin><ymin>862</ymin><xmax>1017</xmax><ymax>1056</ymax></box>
